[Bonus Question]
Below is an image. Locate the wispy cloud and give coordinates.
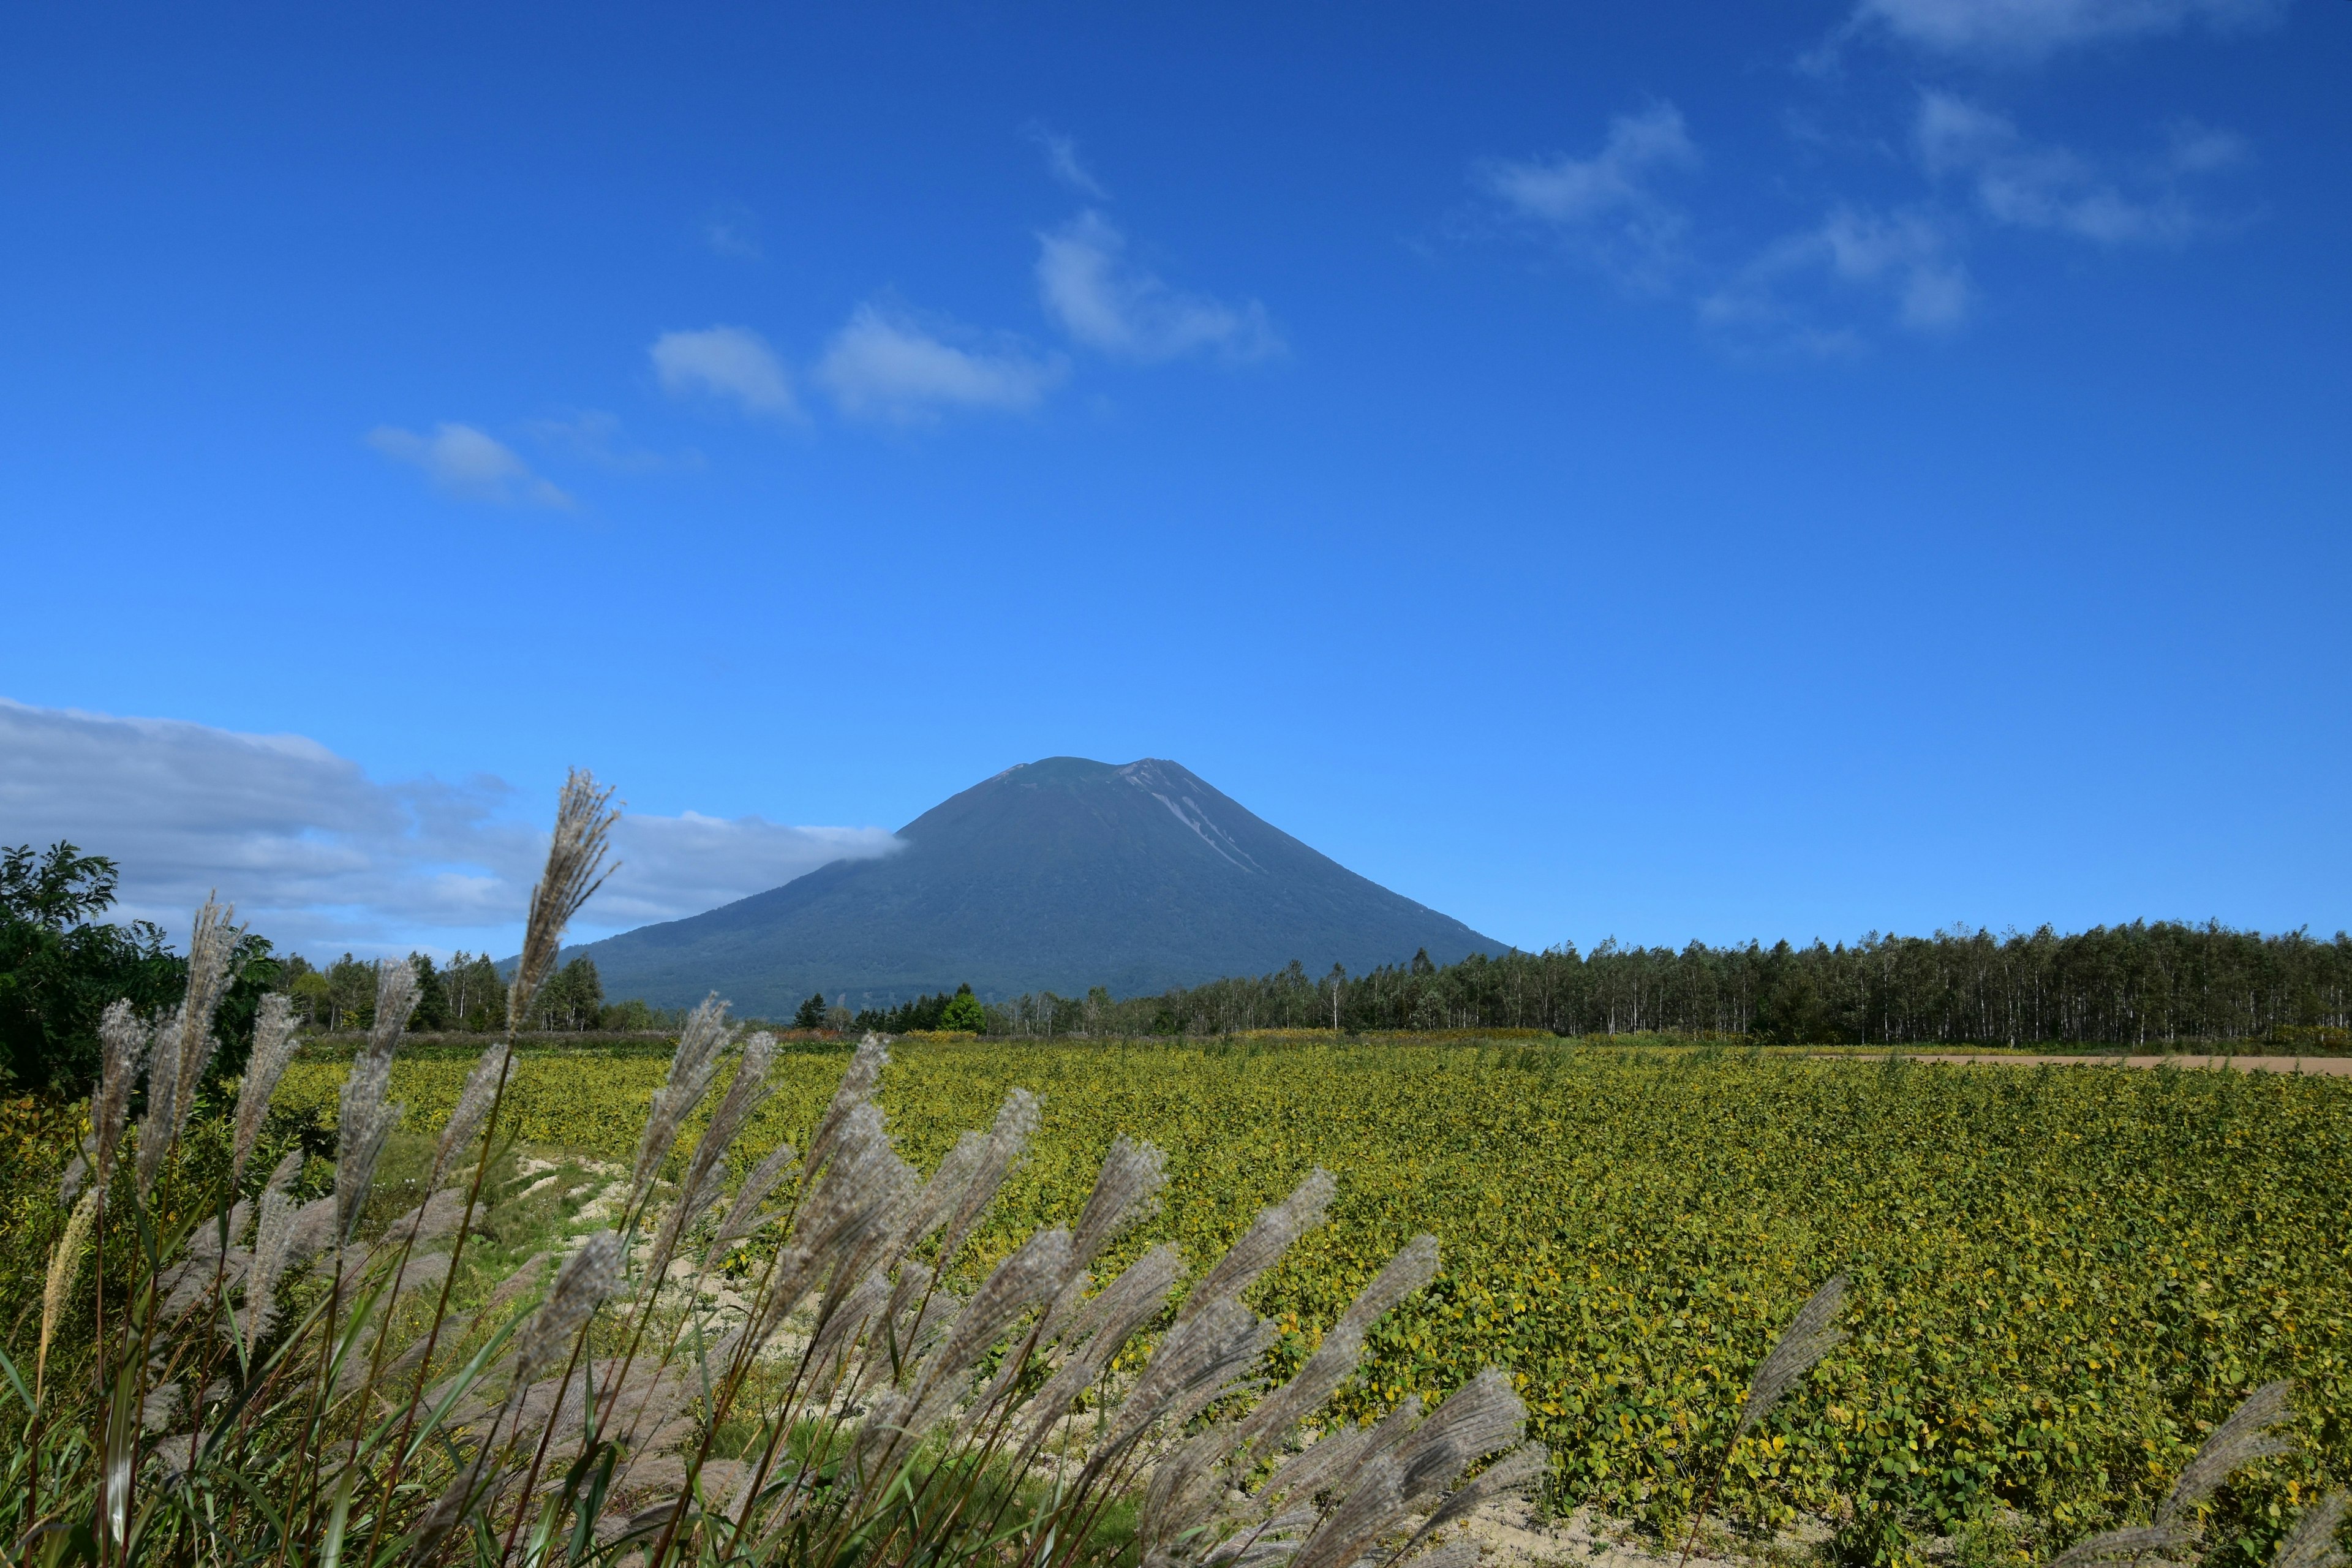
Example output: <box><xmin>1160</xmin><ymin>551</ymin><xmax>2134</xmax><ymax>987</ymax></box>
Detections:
<box><xmin>1036</xmin><ymin>211</ymin><xmax>1283</xmax><ymax>361</ymax></box>
<box><xmin>1027</xmin><ymin>124</ymin><xmax>1109</xmax><ymax>198</ymax></box>
<box><xmin>1918</xmin><ymin>91</ymin><xmax>2234</xmax><ymax>243</ymax></box>
<box><xmin>1476</xmin><ymin>103</ymin><xmax>1700</xmax><ymax>290</ymax></box>
<box><xmin>1705</xmin><ymin>206</ymin><xmax>1972</xmax><ymax>348</ymax></box>
<box><xmin>652</xmin><ymin>325</ymin><xmax>801</xmax><ymax>419</ymax></box>
<box><xmin>367</xmin><ymin>423</ymin><xmax>571</xmax><ymax>507</ymax></box>
<box><xmin>704</xmin><ymin>205</ymin><xmax>764</xmax><ymax>260</ymax></box>
<box><xmin>1847</xmin><ymin>0</ymin><xmax>2286</xmax><ymax>59</ymax></box>
<box><xmin>815</xmin><ymin>303</ymin><xmax>1065</xmax><ymax>421</ymax></box>
<box><xmin>0</xmin><ymin>696</ymin><xmax>900</xmax><ymax>958</ymax></box>
<box><xmin>522</xmin><ymin>410</ymin><xmax>690</xmax><ymax>473</ymax></box>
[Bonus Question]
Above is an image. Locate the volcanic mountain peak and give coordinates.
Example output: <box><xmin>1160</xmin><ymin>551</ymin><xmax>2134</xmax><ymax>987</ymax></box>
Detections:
<box><xmin>571</xmin><ymin>756</ymin><xmax>1504</xmax><ymax>1016</ymax></box>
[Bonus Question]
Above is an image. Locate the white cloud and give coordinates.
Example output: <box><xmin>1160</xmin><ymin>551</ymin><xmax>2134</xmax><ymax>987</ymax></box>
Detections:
<box><xmin>651</xmin><ymin>325</ymin><xmax>800</xmax><ymax>419</ymax></box>
<box><xmin>1851</xmin><ymin>0</ymin><xmax>2285</xmax><ymax>58</ymax></box>
<box><xmin>1704</xmin><ymin>206</ymin><xmax>1972</xmax><ymax>344</ymax></box>
<box><xmin>522</xmin><ymin>410</ymin><xmax>687</xmax><ymax>473</ymax></box>
<box><xmin>1917</xmin><ymin>91</ymin><xmax>2221</xmax><ymax>243</ymax></box>
<box><xmin>367</xmin><ymin>423</ymin><xmax>571</xmax><ymax>507</ymax></box>
<box><xmin>815</xmin><ymin>304</ymin><xmax>1065</xmax><ymax>421</ymax></box>
<box><xmin>704</xmin><ymin>206</ymin><xmax>764</xmax><ymax>260</ymax></box>
<box><xmin>1028</xmin><ymin>125</ymin><xmax>1109</xmax><ymax>198</ymax></box>
<box><xmin>0</xmin><ymin>697</ymin><xmax>899</xmax><ymax>960</ymax></box>
<box><xmin>1035</xmin><ymin>211</ymin><xmax>1282</xmax><ymax>361</ymax></box>
<box><xmin>1476</xmin><ymin>104</ymin><xmax>1700</xmax><ymax>289</ymax></box>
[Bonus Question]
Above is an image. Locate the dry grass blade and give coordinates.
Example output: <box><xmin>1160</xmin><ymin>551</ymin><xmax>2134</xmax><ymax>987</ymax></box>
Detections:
<box><xmin>806</xmin><ymin>1035</ymin><xmax>888</xmax><ymax>1175</ymax></box>
<box><xmin>2271</xmin><ymin>1493</ymin><xmax>2350</xmax><ymax>1568</ymax></box>
<box><xmin>1740</xmin><ymin>1273</ymin><xmax>1847</xmax><ymax>1434</ymax></box>
<box><xmin>336</xmin><ymin>960</ymin><xmax>418</xmax><ymax>1243</ymax></box>
<box><xmin>508</xmin><ymin>767</ymin><xmax>619</xmax><ymax>1033</ymax></box>
<box><xmin>2159</xmin><ymin>1380</ymin><xmax>2299</xmax><ymax>1526</ymax></box>
<box><xmin>712</xmin><ymin>1139</ymin><xmax>796</xmax><ymax>1246</ymax></box>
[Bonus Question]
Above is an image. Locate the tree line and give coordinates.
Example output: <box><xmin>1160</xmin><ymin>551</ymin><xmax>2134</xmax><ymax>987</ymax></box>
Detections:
<box><xmin>986</xmin><ymin>922</ymin><xmax>2352</xmax><ymax>1046</ymax></box>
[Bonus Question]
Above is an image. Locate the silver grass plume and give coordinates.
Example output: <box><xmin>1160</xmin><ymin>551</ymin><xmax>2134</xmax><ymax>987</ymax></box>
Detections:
<box><xmin>335</xmin><ymin>959</ymin><xmax>419</xmax><ymax>1243</ymax></box>
<box><xmin>940</xmin><ymin>1088</ymin><xmax>1042</xmax><ymax>1261</ymax></box>
<box><xmin>1237</xmin><ymin>1323</ymin><xmax>1365</xmax><ymax>1461</ymax></box>
<box><xmin>1256</xmin><ymin>1423</ymin><xmax>1371</xmax><ymax>1507</ymax></box>
<box><xmin>2159</xmin><ymin>1380</ymin><xmax>2299</xmax><ymax>1528</ymax></box>
<box><xmin>1338</xmin><ymin>1234</ymin><xmax>1440</xmax><ymax>1338</ymax></box>
<box><xmin>1178</xmin><ymin>1167</ymin><xmax>1337</xmax><ymax>1325</ymax></box>
<box><xmin>711</xmin><ymin>1139</ymin><xmax>796</xmax><ymax>1246</ymax></box>
<box><xmin>805</xmin><ymin>1034</ymin><xmax>888</xmax><ymax>1175</ymax></box>
<box><xmin>1287</xmin><ymin>1453</ymin><xmax>1405</xmax><ymax>1568</ymax></box>
<box><xmin>1740</xmin><ymin>1273</ymin><xmax>1847</xmax><ymax>1434</ymax></box>
<box><xmin>243</xmin><ymin>1188</ymin><xmax>298</xmax><ymax>1355</ymax></box>
<box><xmin>1099</xmin><ymin>1294</ymin><xmax>1278</xmax><ymax>1458</ymax></box>
<box><xmin>2271</xmin><ymin>1493</ymin><xmax>2350</xmax><ymax>1568</ymax></box>
<box><xmin>508</xmin><ymin>769</ymin><xmax>619</xmax><ymax>1035</ymax></box>
<box><xmin>134</xmin><ymin>897</ymin><xmax>243</xmax><ymax>1195</ymax></box>
<box><xmin>1392</xmin><ymin>1367</ymin><xmax>1526</xmax><ymax>1506</ymax></box>
<box><xmin>630</xmin><ymin>995</ymin><xmax>736</xmax><ymax>1204</ymax></box>
<box><xmin>2052</xmin><ymin>1525</ymin><xmax>2189</xmax><ymax>1568</ymax></box>
<box><xmin>1141</xmin><ymin>1422</ymin><xmax>1242</xmax><ymax>1566</ymax></box>
<box><xmin>902</xmin><ymin>1129</ymin><xmax>990</xmax><ymax>1249</ymax></box>
<box><xmin>231</xmin><ymin>993</ymin><xmax>300</xmax><ymax>1185</ymax></box>
<box><xmin>91</xmin><ymin>1000</ymin><xmax>149</xmax><ymax>1197</ymax></box>
<box><xmin>165</xmin><ymin>897</ymin><xmax>240</xmax><ymax>1139</ymax></box>
<box><xmin>37</xmin><ymin>1187</ymin><xmax>102</xmax><ymax>1398</ymax></box>
<box><xmin>513</xmin><ymin>1231</ymin><xmax>623</xmax><ymax>1387</ymax></box>
<box><xmin>430</xmin><ymin>1040</ymin><xmax>511</xmax><ymax>1185</ymax></box>
<box><xmin>913</xmin><ymin>1226</ymin><xmax>1072</xmax><ymax>1426</ymax></box>
<box><xmin>662</xmin><ymin>1028</ymin><xmax>774</xmax><ymax>1233</ymax></box>
<box><xmin>1407</xmin><ymin>1442</ymin><xmax>1551</xmax><ymax>1548</ymax></box>
<box><xmin>1021</xmin><ymin>1243</ymin><xmax>1186</xmax><ymax>1447</ymax></box>
<box><xmin>1072</xmin><ymin>1134</ymin><xmax>1169</xmax><ymax>1267</ymax></box>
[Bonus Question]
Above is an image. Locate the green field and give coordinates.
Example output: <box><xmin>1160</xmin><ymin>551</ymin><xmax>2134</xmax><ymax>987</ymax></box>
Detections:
<box><xmin>266</xmin><ymin>1036</ymin><xmax>2352</xmax><ymax>1564</ymax></box>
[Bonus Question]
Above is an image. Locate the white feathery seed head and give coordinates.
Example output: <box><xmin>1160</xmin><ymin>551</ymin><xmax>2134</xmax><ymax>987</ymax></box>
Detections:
<box><xmin>2161</xmin><ymin>1380</ymin><xmax>2299</xmax><ymax>1526</ymax></box>
<box><xmin>93</xmin><ymin>1000</ymin><xmax>149</xmax><ymax>1194</ymax></box>
<box><xmin>432</xmin><ymin>1041</ymin><xmax>511</xmax><ymax>1183</ymax></box>
<box><xmin>232</xmin><ymin>993</ymin><xmax>300</xmax><ymax>1185</ymax></box>
<box><xmin>1740</xmin><ymin>1273</ymin><xmax>1847</xmax><ymax>1434</ymax></box>
<box><xmin>1072</xmin><ymin>1135</ymin><xmax>1169</xmax><ymax>1266</ymax></box>
<box><xmin>1179</xmin><ymin>1167</ymin><xmax>1337</xmax><ymax>1324</ymax></box>
<box><xmin>2270</xmin><ymin>1493</ymin><xmax>2349</xmax><ymax>1568</ymax></box>
<box><xmin>508</xmin><ymin>770</ymin><xmax>619</xmax><ymax>1033</ymax></box>
<box><xmin>712</xmin><ymin>1139</ymin><xmax>797</xmax><ymax>1245</ymax></box>
<box><xmin>631</xmin><ymin>994</ymin><xmax>736</xmax><ymax>1199</ymax></box>
<box><xmin>1338</xmin><ymin>1234</ymin><xmax>1440</xmax><ymax>1338</ymax></box>
<box><xmin>807</xmin><ymin>1035</ymin><xmax>889</xmax><ymax>1176</ymax></box>
<box><xmin>514</xmin><ymin>1231</ymin><xmax>623</xmax><ymax>1385</ymax></box>
<box><xmin>940</xmin><ymin>1088</ymin><xmax>1041</xmax><ymax>1261</ymax></box>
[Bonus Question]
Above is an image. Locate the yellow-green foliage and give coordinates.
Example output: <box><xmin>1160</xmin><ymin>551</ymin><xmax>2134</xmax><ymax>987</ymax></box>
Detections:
<box><xmin>274</xmin><ymin>1040</ymin><xmax>2352</xmax><ymax>1556</ymax></box>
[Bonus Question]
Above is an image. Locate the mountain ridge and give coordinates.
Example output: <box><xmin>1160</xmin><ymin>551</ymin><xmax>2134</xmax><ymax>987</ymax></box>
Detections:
<box><xmin>567</xmin><ymin>756</ymin><xmax>1507</xmax><ymax>1016</ymax></box>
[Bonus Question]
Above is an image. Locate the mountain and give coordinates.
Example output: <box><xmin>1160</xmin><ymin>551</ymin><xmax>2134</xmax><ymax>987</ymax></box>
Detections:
<box><xmin>567</xmin><ymin>757</ymin><xmax>1507</xmax><ymax>1017</ymax></box>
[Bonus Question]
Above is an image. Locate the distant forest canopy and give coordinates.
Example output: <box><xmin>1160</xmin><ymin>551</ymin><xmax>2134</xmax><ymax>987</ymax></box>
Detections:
<box><xmin>990</xmin><ymin>921</ymin><xmax>2352</xmax><ymax>1047</ymax></box>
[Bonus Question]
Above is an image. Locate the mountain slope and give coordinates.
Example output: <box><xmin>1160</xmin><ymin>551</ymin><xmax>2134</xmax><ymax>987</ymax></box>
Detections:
<box><xmin>570</xmin><ymin>756</ymin><xmax>1507</xmax><ymax>1016</ymax></box>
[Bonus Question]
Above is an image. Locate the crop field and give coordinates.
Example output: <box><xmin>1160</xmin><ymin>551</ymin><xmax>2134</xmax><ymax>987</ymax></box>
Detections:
<box><xmin>270</xmin><ymin>1038</ymin><xmax>2352</xmax><ymax>1563</ymax></box>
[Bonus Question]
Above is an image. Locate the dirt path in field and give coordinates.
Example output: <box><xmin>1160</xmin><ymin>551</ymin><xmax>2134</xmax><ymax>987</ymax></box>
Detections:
<box><xmin>1858</xmin><ymin>1052</ymin><xmax>2352</xmax><ymax>1074</ymax></box>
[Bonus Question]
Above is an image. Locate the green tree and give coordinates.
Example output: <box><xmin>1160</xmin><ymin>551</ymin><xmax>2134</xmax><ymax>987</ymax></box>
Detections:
<box><xmin>793</xmin><ymin>993</ymin><xmax>829</xmax><ymax>1030</ymax></box>
<box><xmin>938</xmin><ymin>985</ymin><xmax>986</xmax><ymax>1033</ymax></box>
<box><xmin>0</xmin><ymin>840</ymin><xmax>279</xmax><ymax>1091</ymax></box>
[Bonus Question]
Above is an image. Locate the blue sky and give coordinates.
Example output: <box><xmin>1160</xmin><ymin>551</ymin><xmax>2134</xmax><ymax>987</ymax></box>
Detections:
<box><xmin>2</xmin><ymin>1</ymin><xmax>2346</xmax><ymax>963</ymax></box>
